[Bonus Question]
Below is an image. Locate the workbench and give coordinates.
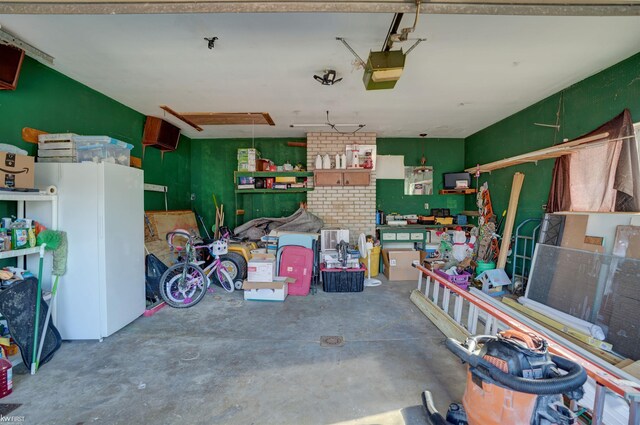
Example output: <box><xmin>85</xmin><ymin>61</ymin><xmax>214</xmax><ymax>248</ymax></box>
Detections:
<box><xmin>376</xmin><ymin>224</ymin><xmax>475</xmax><ymax>249</ymax></box>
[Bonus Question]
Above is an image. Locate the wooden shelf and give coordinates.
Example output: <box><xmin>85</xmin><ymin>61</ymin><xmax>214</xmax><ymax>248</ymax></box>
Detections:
<box><xmin>234</xmin><ymin>188</ymin><xmax>312</xmax><ymax>194</ymax></box>
<box><xmin>439</xmin><ymin>188</ymin><xmax>477</xmax><ymax>195</ymax></box>
<box><xmin>234</xmin><ymin>171</ymin><xmax>312</xmax><ymax>177</ymax></box>
<box><xmin>465</xmin><ymin>132</ymin><xmax>612</xmax><ymax>174</ymax></box>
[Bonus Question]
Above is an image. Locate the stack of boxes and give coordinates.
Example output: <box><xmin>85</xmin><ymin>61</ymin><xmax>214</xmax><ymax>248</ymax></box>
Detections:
<box><xmin>237</xmin><ymin>148</ymin><xmax>259</xmax><ymax>172</ymax></box>
<box><xmin>243</xmin><ymin>253</ymin><xmax>293</xmax><ymax>301</ymax></box>
<box><xmin>37</xmin><ymin>134</ymin><xmax>133</xmax><ymax>166</ymax></box>
<box><xmin>37</xmin><ymin>133</ymin><xmax>77</xmax><ymax>163</ymax></box>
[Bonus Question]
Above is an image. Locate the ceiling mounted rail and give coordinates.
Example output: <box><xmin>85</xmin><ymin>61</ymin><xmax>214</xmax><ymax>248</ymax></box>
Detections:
<box><xmin>1</xmin><ymin>0</ymin><xmax>639</xmax><ymax>15</ymax></box>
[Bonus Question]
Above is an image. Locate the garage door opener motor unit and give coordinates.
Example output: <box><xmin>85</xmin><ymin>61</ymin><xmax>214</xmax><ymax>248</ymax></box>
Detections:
<box><xmin>422</xmin><ymin>330</ymin><xmax>587</xmax><ymax>425</ymax></box>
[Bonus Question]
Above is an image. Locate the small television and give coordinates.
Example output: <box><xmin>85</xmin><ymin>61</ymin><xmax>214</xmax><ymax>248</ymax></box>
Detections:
<box><xmin>443</xmin><ymin>172</ymin><xmax>471</xmax><ymax>190</ymax></box>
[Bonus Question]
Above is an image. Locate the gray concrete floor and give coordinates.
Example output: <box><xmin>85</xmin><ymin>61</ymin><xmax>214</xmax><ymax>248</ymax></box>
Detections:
<box><xmin>8</xmin><ymin>277</ymin><xmax>466</xmax><ymax>425</ymax></box>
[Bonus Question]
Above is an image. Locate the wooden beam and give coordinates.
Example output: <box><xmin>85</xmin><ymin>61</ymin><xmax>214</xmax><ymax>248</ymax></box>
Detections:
<box><xmin>410</xmin><ymin>289</ymin><xmax>469</xmax><ymax>342</ymax></box>
<box><xmin>496</xmin><ymin>172</ymin><xmax>524</xmax><ymax>269</ymax></box>
<box><xmin>159</xmin><ymin>105</ymin><xmax>204</xmax><ymax>132</ymax></box>
<box><xmin>181</xmin><ymin>112</ymin><xmax>275</xmax><ymax>126</ymax></box>
<box><xmin>130</xmin><ymin>156</ymin><xmax>142</xmax><ymax>168</ymax></box>
<box><xmin>465</xmin><ymin>132</ymin><xmax>611</xmax><ymax>173</ymax></box>
<box><xmin>21</xmin><ymin>127</ymin><xmax>47</xmax><ymax>144</ymax></box>
<box><xmin>2</xmin><ymin>1</ymin><xmax>639</xmax><ymax>15</ymax></box>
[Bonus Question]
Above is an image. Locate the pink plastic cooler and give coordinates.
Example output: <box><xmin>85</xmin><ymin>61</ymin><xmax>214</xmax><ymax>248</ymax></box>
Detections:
<box><xmin>278</xmin><ymin>246</ymin><xmax>314</xmax><ymax>296</ymax></box>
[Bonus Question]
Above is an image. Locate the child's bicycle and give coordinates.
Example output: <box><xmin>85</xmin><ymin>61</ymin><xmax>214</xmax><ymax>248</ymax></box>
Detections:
<box><xmin>159</xmin><ymin>230</ymin><xmax>235</xmax><ymax>308</ymax></box>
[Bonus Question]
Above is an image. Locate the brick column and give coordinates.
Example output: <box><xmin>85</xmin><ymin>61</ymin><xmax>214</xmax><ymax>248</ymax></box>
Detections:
<box><xmin>306</xmin><ymin>132</ymin><xmax>377</xmax><ymax>244</ymax></box>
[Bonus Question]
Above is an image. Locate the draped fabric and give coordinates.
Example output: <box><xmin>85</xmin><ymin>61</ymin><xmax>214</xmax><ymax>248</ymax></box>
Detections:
<box><xmin>546</xmin><ymin>109</ymin><xmax>639</xmax><ymax>213</ymax></box>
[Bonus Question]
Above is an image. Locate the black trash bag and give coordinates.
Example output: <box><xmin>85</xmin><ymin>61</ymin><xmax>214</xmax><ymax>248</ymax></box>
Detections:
<box><xmin>145</xmin><ymin>254</ymin><xmax>168</xmax><ymax>303</ymax></box>
<box><xmin>0</xmin><ymin>277</ymin><xmax>62</xmax><ymax>368</ymax></box>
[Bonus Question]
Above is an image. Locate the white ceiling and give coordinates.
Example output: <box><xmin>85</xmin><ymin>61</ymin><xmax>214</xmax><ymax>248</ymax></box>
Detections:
<box><xmin>3</xmin><ymin>13</ymin><xmax>640</xmax><ymax>139</ymax></box>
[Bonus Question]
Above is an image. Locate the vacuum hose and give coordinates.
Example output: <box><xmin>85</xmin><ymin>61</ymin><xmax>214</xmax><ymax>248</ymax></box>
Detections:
<box><xmin>421</xmin><ymin>391</ymin><xmax>453</xmax><ymax>425</ymax></box>
<box><xmin>446</xmin><ymin>338</ymin><xmax>587</xmax><ymax>395</ymax></box>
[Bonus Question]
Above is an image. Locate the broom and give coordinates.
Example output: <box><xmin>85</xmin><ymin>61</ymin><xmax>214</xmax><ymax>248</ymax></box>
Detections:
<box><xmin>34</xmin><ymin>230</ymin><xmax>67</xmax><ymax>371</ymax></box>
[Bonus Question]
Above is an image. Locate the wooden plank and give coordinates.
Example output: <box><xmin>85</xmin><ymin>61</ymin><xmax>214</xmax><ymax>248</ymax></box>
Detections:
<box><xmin>584</xmin><ymin>235</ymin><xmax>604</xmax><ymax>246</ymax></box>
<box><xmin>621</xmin><ymin>360</ymin><xmax>640</xmax><ymax>379</ymax></box>
<box><xmin>130</xmin><ymin>156</ymin><xmax>142</xmax><ymax>168</ymax></box>
<box><xmin>181</xmin><ymin>112</ymin><xmax>275</xmax><ymax>126</ymax></box>
<box><xmin>21</xmin><ymin>127</ymin><xmax>47</xmax><ymax>144</ymax></box>
<box><xmin>464</xmin><ymin>132</ymin><xmax>610</xmax><ymax>173</ymax></box>
<box><xmin>501</xmin><ymin>298</ymin><xmax>613</xmax><ymax>351</ymax></box>
<box><xmin>501</xmin><ymin>298</ymin><xmax>624</xmax><ymax>364</ymax></box>
<box><xmin>497</xmin><ymin>172</ymin><xmax>524</xmax><ymax>268</ymax></box>
<box><xmin>438</xmin><ymin>188</ymin><xmax>477</xmax><ymax>195</ymax></box>
<box><xmin>159</xmin><ymin>105</ymin><xmax>204</xmax><ymax>132</ymax></box>
<box><xmin>410</xmin><ymin>289</ymin><xmax>469</xmax><ymax>342</ymax></box>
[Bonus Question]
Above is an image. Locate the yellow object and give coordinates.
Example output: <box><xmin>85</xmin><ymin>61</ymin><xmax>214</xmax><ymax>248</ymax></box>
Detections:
<box><xmin>435</xmin><ymin>217</ymin><xmax>454</xmax><ymax>225</ymax></box>
<box><xmin>359</xmin><ymin>246</ymin><xmax>381</xmax><ymax>277</ymax></box>
<box><xmin>228</xmin><ymin>242</ymin><xmax>257</xmax><ymax>263</ymax></box>
<box><xmin>501</xmin><ymin>297</ymin><xmax>613</xmax><ymax>352</ymax></box>
<box><xmin>275</xmin><ymin>176</ymin><xmax>296</xmax><ymax>184</ymax></box>
<box><xmin>28</xmin><ymin>228</ymin><xmax>36</xmax><ymax>248</ymax></box>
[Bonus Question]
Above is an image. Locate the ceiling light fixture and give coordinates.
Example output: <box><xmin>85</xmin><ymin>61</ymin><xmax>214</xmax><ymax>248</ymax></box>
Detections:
<box><xmin>290</xmin><ymin>111</ymin><xmax>365</xmax><ymax>134</ymax></box>
<box><xmin>313</xmin><ymin>69</ymin><xmax>342</xmax><ymax>86</ymax></box>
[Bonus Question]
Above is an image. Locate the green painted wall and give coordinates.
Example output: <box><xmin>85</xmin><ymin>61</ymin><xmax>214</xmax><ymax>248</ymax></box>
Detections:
<box><xmin>464</xmin><ymin>52</ymin><xmax>640</xmax><ymax>226</ymax></box>
<box><xmin>0</xmin><ymin>57</ymin><xmax>193</xmax><ymax>214</ymax></box>
<box><xmin>190</xmin><ymin>138</ymin><xmax>307</xmax><ymax>232</ymax></box>
<box><xmin>377</xmin><ymin>138</ymin><xmax>467</xmax><ymax>215</ymax></box>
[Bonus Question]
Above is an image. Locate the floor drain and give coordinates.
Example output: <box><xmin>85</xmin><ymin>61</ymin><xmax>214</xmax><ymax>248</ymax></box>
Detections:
<box><xmin>320</xmin><ymin>336</ymin><xmax>344</xmax><ymax>347</ymax></box>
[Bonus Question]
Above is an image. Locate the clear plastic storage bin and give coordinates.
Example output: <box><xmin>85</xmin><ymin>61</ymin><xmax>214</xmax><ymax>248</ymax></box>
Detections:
<box><xmin>72</xmin><ymin>136</ymin><xmax>133</xmax><ymax>166</ymax></box>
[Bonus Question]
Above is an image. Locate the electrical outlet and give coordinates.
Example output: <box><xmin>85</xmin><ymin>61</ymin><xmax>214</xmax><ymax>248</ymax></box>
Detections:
<box><xmin>190</xmin><ymin>193</ymin><xmax>196</xmax><ymax>201</ymax></box>
<box><xmin>424</xmin><ymin>203</ymin><xmax>429</xmax><ymax>210</ymax></box>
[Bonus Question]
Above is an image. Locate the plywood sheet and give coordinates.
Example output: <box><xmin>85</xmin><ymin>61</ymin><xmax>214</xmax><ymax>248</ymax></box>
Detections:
<box><xmin>182</xmin><ymin>112</ymin><xmax>275</xmax><ymax>126</ymax></box>
<box><xmin>144</xmin><ymin>210</ymin><xmax>201</xmax><ymax>265</ymax></box>
<box><xmin>145</xmin><ymin>210</ymin><xmax>200</xmax><ymax>242</ymax></box>
<box><xmin>560</xmin><ymin>214</ymin><xmax>588</xmax><ymax>249</ymax></box>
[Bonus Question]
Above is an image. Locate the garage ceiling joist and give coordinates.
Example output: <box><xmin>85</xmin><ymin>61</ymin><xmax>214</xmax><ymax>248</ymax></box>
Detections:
<box><xmin>2</xmin><ymin>0</ymin><xmax>640</xmax><ymax>15</ymax></box>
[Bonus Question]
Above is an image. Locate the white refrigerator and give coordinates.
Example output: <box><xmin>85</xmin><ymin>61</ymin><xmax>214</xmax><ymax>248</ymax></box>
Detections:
<box><xmin>30</xmin><ymin>162</ymin><xmax>145</xmax><ymax>340</ymax></box>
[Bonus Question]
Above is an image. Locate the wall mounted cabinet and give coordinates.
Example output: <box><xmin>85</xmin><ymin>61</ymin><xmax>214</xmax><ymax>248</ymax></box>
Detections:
<box><xmin>0</xmin><ymin>45</ymin><xmax>25</xmax><ymax>91</ymax></box>
<box><xmin>314</xmin><ymin>169</ymin><xmax>370</xmax><ymax>187</ymax></box>
<box><xmin>142</xmin><ymin>116</ymin><xmax>181</xmax><ymax>151</ymax></box>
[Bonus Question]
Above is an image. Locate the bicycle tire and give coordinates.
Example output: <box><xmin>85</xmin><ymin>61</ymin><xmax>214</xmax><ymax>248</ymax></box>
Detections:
<box><xmin>216</xmin><ymin>267</ymin><xmax>235</xmax><ymax>293</ymax></box>
<box><xmin>159</xmin><ymin>263</ymin><xmax>209</xmax><ymax>308</ymax></box>
<box><xmin>219</xmin><ymin>252</ymin><xmax>247</xmax><ymax>281</ymax></box>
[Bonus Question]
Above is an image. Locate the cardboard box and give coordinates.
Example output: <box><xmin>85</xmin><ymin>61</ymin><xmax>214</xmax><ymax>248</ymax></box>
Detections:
<box><xmin>382</xmin><ymin>249</ymin><xmax>420</xmax><ymax>281</ymax></box>
<box><xmin>0</xmin><ymin>152</ymin><xmax>34</xmax><ymax>189</ymax></box>
<box><xmin>247</xmin><ymin>254</ymin><xmax>276</xmax><ymax>282</ymax></box>
<box><xmin>243</xmin><ymin>277</ymin><xmax>294</xmax><ymax>301</ymax></box>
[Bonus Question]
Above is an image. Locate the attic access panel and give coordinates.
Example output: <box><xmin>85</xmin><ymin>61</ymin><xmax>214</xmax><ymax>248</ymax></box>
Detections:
<box><xmin>184</xmin><ymin>112</ymin><xmax>275</xmax><ymax>126</ymax></box>
<box><xmin>159</xmin><ymin>106</ymin><xmax>274</xmax><ymax>131</ymax></box>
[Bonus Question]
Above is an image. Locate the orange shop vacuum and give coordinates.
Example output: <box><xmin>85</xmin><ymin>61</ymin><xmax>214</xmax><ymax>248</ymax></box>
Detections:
<box><xmin>423</xmin><ymin>330</ymin><xmax>588</xmax><ymax>425</ymax></box>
